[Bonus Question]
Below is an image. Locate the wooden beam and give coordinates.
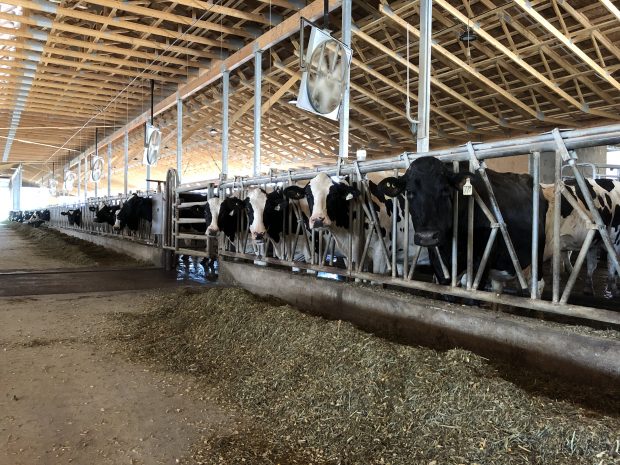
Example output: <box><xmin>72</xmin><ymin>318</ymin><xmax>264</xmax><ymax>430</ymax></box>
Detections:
<box><xmin>261</xmin><ymin>74</ymin><xmax>299</xmax><ymax>115</ymax></box>
<box><xmin>65</xmin><ymin>0</ymin><xmax>343</xmax><ymax>163</ymax></box>
<box><xmin>435</xmin><ymin>0</ymin><xmax>620</xmax><ymax>120</ymax></box>
<box><xmin>380</xmin><ymin>4</ymin><xmax>568</xmax><ymax>126</ymax></box>
<box><xmin>512</xmin><ymin>0</ymin><xmax>620</xmax><ymax>93</ymax></box>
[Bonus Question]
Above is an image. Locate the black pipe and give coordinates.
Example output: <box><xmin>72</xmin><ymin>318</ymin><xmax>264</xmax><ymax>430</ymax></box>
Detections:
<box><xmin>323</xmin><ymin>0</ymin><xmax>328</xmax><ymax>29</ymax></box>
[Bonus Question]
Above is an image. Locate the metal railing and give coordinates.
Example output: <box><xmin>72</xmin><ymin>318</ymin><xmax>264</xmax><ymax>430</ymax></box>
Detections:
<box><xmin>46</xmin><ymin>191</ymin><xmax>161</xmax><ymax>245</ymax></box>
<box><xmin>169</xmin><ymin>124</ymin><xmax>620</xmax><ymax>327</ymax></box>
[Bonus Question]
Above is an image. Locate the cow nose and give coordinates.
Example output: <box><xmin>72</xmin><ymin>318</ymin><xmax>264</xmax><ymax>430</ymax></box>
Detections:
<box><xmin>414</xmin><ymin>230</ymin><xmax>440</xmax><ymax>246</ymax></box>
<box><xmin>254</xmin><ymin>232</ymin><xmax>265</xmax><ymax>242</ymax></box>
<box><xmin>313</xmin><ymin>217</ymin><xmax>325</xmax><ymax>229</ymax></box>
<box><xmin>207</xmin><ymin>228</ymin><xmax>218</xmax><ymax>237</ymax></box>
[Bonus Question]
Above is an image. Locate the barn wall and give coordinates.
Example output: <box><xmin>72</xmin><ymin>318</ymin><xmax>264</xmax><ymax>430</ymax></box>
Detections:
<box><xmin>539</xmin><ymin>145</ymin><xmax>607</xmax><ymax>183</ymax></box>
<box><xmin>220</xmin><ymin>260</ymin><xmax>620</xmax><ymax>387</ymax></box>
<box><xmin>49</xmin><ymin>226</ymin><xmax>163</xmax><ymax>266</ymax></box>
<box><xmin>485</xmin><ymin>154</ymin><xmax>529</xmax><ymax>173</ymax></box>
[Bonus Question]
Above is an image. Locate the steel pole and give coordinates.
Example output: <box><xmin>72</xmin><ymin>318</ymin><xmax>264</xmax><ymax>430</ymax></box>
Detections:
<box><xmin>222</xmin><ymin>68</ymin><xmax>230</xmax><ymax>178</ymax></box>
<box><xmin>530</xmin><ymin>151</ymin><xmax>540</xmax><ymax>299</ymax></box>
<box><xmin>338</xmin><ymin>0</ymin><xmax>352</xmax><ymax>159</ymax></box>
<box><xmin>552</xmin><ymin>149</ymin><xmax>562</xmax><ymax>303</ymax></box>
<box><xmin>77</xmin><ymin>156</ymin><xmax>81</xmax><ymax>199</ymax></box>
<box><xmin>177</xmin><ymin>93</ymin><xmax>183</xmax><ymax>183</ymax></box>
<box><xmin>123</xmin><ymin>128</ymin><xmax>128</xmax><ymax>195</ymax></box>
<box><xmin>107</xmin><ymin>144</ymin><xmax>112</xmax><ymax>197</ymax></box>
<box><xmin>417</xmin><ymin>0</ymin><xmax>432</xmax><ymax>153</ymax></box>
<box><xmin>253</xmin><ymin>49</ymin><xmax>262</xmax><ymax>176</ymax></box>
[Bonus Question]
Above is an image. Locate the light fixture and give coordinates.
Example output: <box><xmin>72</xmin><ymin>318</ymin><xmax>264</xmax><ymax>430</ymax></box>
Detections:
<box><xmin>459</xmin><ymin>27</ymin><xmax>477</xmax><ymax>43</ymax></box>
<box><xmin>209</xmin><ymin>128</ymin><xmax>217</xmax><ymax>136</ymax></box>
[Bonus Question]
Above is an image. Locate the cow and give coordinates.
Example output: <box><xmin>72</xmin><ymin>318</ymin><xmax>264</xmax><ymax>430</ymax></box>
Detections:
<box><xmin>245</xmin><ymin>187</ymin><xmax>312</xmax><ymax>261</ymax></box>
<box><xmin>378</xmin><ymin>157</ymin><xmax>548</xmax><ymax>293</ymax></box>
<box><xmin>89</xmin><ymin>203</ymin><xmax>120</xmax><ymax>226</ymax></box>
<box><xmin>542</xmin><ymin>179</ymin><xmax>620</xmax><ymax>297</ymax></box>
<box><xmin>113</xmin><ymin>194</ymin><xmax>152</xmax><ymax>231</ymax></box>
<box><xmin>61</xmin><ymin>208</ymin><xmax>82</xmax><ymax>227</ymax></box>
<box><xmin>282</xmin><ymin>172</ymin><xmax>429</xmax><ymax>274</ymax></box>
<box><xmin>9</xmin><ymin>211</ymin><xmax>23</xmax><ymax>222</ymax></box>
<box><xmin>26</xmin><ymin>209</ymin><xmax>49</xmax><ymax>227</ymax></box>
<box><xmin>204</xmin><ymin>196</ymin><xmax>245</xmax><ymax>240</ymax></box>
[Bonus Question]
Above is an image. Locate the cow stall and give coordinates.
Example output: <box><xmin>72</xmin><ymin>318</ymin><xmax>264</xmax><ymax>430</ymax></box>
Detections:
<box><xmin>164</xmin><ymin>124</ymin><xmax>620</xmax><ymax>333</ymax></box>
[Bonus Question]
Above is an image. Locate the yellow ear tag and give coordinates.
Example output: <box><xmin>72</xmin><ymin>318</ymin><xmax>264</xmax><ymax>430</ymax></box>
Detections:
<box><xmin>463</xmin><ymin>178</ymin><xmax>473</xmax><ymax>196</ymax></box>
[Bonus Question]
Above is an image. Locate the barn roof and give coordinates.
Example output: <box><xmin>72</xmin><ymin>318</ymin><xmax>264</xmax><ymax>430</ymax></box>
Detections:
<box><xmin>1</xmin><ymin>0</ymin><xmax>619</xmax><ymax>189</ymax></box>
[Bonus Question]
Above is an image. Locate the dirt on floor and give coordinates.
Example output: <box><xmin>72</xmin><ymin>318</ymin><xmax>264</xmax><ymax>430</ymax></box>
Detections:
<box><xmin>0</xmin><ymin>291</ymin><xmax>235</xmax><ymax>465</ymax></box>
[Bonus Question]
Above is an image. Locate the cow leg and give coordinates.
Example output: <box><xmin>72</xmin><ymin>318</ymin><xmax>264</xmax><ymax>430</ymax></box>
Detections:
<box><xmin>561</xmin><ymin>250</ymin><xmax>574</xmax><ymax>275</ymax></box>
<box><xmin>583</xmin><ymin>248</ymin><xmax>598</xmax><ymax>296</ymax></box>
<box><xmin>605</xmin><ymin>256</ymin><xmax>619</xmax><ymax>298</ymax></box>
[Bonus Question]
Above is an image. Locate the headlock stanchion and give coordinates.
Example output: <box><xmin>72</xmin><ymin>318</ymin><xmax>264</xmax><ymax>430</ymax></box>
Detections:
<box><xmin>159</xmin><ymin>124</ymin><xmax>620</xmax><ymax>327</ymax></box>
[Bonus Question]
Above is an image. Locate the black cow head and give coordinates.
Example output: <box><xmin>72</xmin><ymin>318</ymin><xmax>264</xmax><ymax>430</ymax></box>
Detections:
<box><xmin>378</xmin><ymin>157</ymin><xmax>471</xmax><ymax>247</ymax></box>
<box><xmin>114</xmin><ymin>194</ymin><xmax>152</xmax><ymax>231</ymax></box>
<box><xmin>61</xmin><ymin>208</ymin><xmax>82</xmax><ymax>227</ymax></box>
<box><xmin>283</xmin><ymin>173</ymin><xmax>359</xmax><ymax>229</ymax></box>
<box><xmin>92</xmin><ymin>204</ymin><xmax>120</xmax><ymax>226</ymax></box>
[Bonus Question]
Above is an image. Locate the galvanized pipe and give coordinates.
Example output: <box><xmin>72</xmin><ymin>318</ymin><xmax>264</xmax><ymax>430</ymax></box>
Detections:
<box><xmin>123</xmin><ymin>128</ymin><xmax>129</xmax><ymax>195</ymax></box>
<box><xmin>107</xmin><ymin>144</ymin><xmax>112</xmax><ymax>197</ymax></box>
<box><xmin>338</xmin><ymin>0</ymin><xmax>352</xmax><ymax>159</ymax></box>
<box><xmin>253</xmin><ymin>49</ymin><xmax>262</xmax><ymax>176</ymax></box>
<box><xmin>466</xmin><ymin>163</ymin><xmax>474</xmax><ymax>290</ymax></box>
<box><xmin>473</xmin><ymin>226</ymin><xmax>499</xmax><ymax>290</ymax></box>
<box><xmin>530</xmin><ymin>151</ymin><xmax>540</xmax><ymax>299</ymax></box>
<box><xmin>552</xmin><ymin>148</ymin><xmax>562</xmax><ymax>303</ymax></box>
<box><xmin>451</xmin><ymin>161</ymin><xmax>459</xmax><ymax>287</ymax></box>
<box><xmin>417</xmin><ymin>0</ymin><xmax>432</xmax><ymax>152</ymax></box>
<box><xmin>177</xmin><ymin>93</ymin><xmax>183</xmax><ymax>182</ymax></box>
<box><xmin>222</xmin><ymin>68</ymin><xmax>230</xmax><ymax>178</ymax></box>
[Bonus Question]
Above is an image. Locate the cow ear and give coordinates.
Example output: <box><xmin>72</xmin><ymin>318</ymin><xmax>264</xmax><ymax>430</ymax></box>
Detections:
<box><xmin>378</xmin><ymin>176</ymin><xmax>405</xmax><ymax>198</ymax></box>
<box><xmin>283</xmin><ymin>185</ymin><xmax>306</xmax><ymax>200</ymax></box>
<box><xmin>447</xmin><ymin>171</ymin><xmax>474</xmax><ymax>190</ymax></box>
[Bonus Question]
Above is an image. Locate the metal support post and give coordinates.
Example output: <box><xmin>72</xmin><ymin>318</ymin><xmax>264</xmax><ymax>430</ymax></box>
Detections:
<box><xmin>253</xmin><ymin>49</ymin><xmax>262</xmax><ymax>176</ymax></box>
<box><xmin>552</xmin><ymin>147</ymin><xmax>562</xmax><ymax>303</ymax></box>
<box><xmin>451</xmin><ymin>161</ymin><xmax>459</xmax><ymax>287</ymax></box>
<box><xmin>222</xmin><ymin>68</ymin><xmax>230</xmax><ymax>178</ymax></box>
<box><xmin>530</xmin><ymin>151</ymin><xmax>540</xmax><ymax>299</ymax></box>
<box><xmin>417</xmin><ymin>0</ymin><xmax>432</xmax><ymax>153</ymax></box>
<box><xmin>123</xmin><ymin>127</ymin><xmax>128</xmax><ymax>195</ymax></box>
<box><xmin>107</xmin><ymin>144</ymin><xmax>112</xmax><ymax>197</ymax></box>
<box><xmin>177</xmin><ymin>93</ymin><xmax>183</xmax><ymax>183</ymax></box>
<box><xmin>338</xmin><ymin>0</ymin><xmax>352</xmax><ymax>158</ymax></box>
<box><xmin>77</xmin><ymin>156</ymin><xmax>81</xmax><ymax>199</ymax></box>
<box><xmin>146</xmin><ymin>164</ymin><xmax>151</xmax><ymax>193</ymax></box>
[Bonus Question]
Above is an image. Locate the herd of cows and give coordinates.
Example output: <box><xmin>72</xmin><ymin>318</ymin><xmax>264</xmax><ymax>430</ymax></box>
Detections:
<box><xmin>7</xmin><ymin>159</ymin><xmax>620</xmax><ymax>299</ymax></box>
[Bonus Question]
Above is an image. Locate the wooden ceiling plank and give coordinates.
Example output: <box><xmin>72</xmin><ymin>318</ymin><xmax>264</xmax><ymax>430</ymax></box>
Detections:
<box><xmin>513</xmin><ymin>0</ymin><xmax>620</xmax><ymax>93</ymax></box>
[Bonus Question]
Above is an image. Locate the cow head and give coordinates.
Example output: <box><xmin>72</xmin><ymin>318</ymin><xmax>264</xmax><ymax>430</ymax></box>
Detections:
<box><xmin>378</xmin><ymin>157</ymin><xmax>471</xmax><ymax>247</ymax></box>
<box><xmin>283</xmin><ymin>172</ymin><xmax>359</xmax><ymax>230</ymax></box>
<box><xmin>205</xmin><ymin>196</ymin><xmax>245</xmax><ymax>239</ymax></box>
<box><xmin>245</xmin><ymin>188</ymin><xmax>268</xmax><ymax>242</ymax></box>
<box><xmin>205</xmin><ymin>197</ymin><xmax>223</xmax><ymax>236</ymax></box>
<box><xmin>92</xmin><ymin>203</ymin><xmax>120</xmax><ymax>226</ymax></box>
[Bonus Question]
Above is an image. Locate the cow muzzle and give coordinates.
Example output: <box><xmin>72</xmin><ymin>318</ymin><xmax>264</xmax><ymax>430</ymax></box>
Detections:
<box><xmin>310</xmin><ymin>216</ymin><xmax>329</xmax><ymax>229</ymax></box>
<box><xmin>253</xmin><ymin>232</ymin><xmax>265</xmax><ymax>242</ymax></box>
<box><xmin>206</xmin><ymin>228</ymin><xmax>219</xmax><ymax>237</ymax></box>
<box><xmin>414</xmin><ymin>230</ymin><xmax>441</xmax><ymax>247</ymax></box>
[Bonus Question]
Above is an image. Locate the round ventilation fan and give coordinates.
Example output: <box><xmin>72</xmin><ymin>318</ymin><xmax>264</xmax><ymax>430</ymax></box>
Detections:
<box><xmin>306</xmin><ymin>38</ymin><xmax>348</xmax><ymax>115</ymax></box>
<box><xmin>144</xmin><ymin>123</ymin><xmax>162</xmax><ymax>166</ymax></box>
<box><xmin>90</xmin><ymin>156</ymin><xmax>104</xmax><ymax>183</ymax></box>
<box><xmin>64</xmin><ymin>170</ymin><xmax>76</xmax><ymax>192</ymax></box>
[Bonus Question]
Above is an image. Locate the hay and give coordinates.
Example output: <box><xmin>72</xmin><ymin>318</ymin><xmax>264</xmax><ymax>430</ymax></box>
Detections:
<box><xmin>111</xmin><ymin>287</ymin><xmax>620</xmax><ymax>465</ymax></box>
<box><xmin>8</xmin><ymin>222</ymin><xmax>146</xmax><ymax>267</ymax></box>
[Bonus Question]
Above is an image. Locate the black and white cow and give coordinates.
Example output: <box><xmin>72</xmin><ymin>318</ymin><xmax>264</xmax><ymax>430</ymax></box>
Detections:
<box><xmin>26</xmin><ymin>209</ymin><xmax>50</xmax><ymax>227</ymax></box>
<box><xmin>205</xmin><ymin>196</ymin><xmax>245</xmax><ymax>240</ymax></box>
<box><xmin>281</xmin><ymin>172</ymin><xmax>429</xmax><ymax>274</ymax></box>
<box><xmin>89</xmin><ymin>203</ymin><xmax>120</xmax><ymax>226</ymax></box>
<box><xmin>379</xmin><ymin>157</ymin><xmax>548</xmax><ymax>291</ymax></box>
<box><xmin>9</xmin><ymin>211</ymin><xmax>23</xmax><ymax>222</ymax></box>
<box><xmin>61</xmin><ymin>208</ymin><xmax>82</xmax><ymax>227</ymax></box>
<box><xmin>542</xmin><ymin>179</ymin><xmax>620</xmax><ymax>297</ymax></box>
<box><xmin>113</xmin><ymin>194</ymin><xmax>152</xmax><ymax>231</ymax></box>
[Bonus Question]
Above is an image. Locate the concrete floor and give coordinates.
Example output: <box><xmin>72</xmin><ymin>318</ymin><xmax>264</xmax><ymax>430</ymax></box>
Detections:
<box><xmin>0</xmin><ymin>223</ymin><xmax>231</xmax><ymax>465</ymax></box>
